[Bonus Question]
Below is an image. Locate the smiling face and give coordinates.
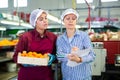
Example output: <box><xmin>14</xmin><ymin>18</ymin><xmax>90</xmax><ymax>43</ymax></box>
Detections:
<box><xmin>35</xmin><ymin>12</ymin><xmax>48</xmax><ymax>31</ymax></box>
<box><xmin>63</xmin><ymin>14</ymin><xmax>77</xmax><ymax>29</ymax></box>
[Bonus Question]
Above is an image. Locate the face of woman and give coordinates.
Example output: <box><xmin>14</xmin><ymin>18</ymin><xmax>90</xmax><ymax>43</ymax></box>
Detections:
<box><xmin>63</xmin><ymin>14</ymin><xmax>77</xmax><ymax>29</ymax></box>
<box><xmin>36</xmin><ymin>12</ymin><xmax>48</xmax><ymax>30</ymax></box>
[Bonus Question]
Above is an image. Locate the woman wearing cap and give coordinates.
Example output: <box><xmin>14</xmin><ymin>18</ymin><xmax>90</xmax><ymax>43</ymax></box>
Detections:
<box><xmin>13</xmin><ymin>8</ymin><xmax>57</xmax><ymax>80</ymax></box>
<box><xmin>56</xmin><ymin>8</ymin><xmax>96</xmax><ymax>80</ymax></box>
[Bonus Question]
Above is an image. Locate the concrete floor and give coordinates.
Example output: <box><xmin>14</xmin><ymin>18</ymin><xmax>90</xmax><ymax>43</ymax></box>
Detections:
<box><xmin>0</xmin><ymin>71</ymin><xmax>17</xmax><ymax>80</ymax></box>
<box><xmin>0</xmin><ymin>62</ymin><xmax>18</xmax><ymax>80</ymax></box>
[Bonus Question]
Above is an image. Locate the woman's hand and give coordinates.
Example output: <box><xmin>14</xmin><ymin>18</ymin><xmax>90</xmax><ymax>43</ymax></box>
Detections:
<box><xmin>67</xmin><ymin>54</ymin><xmax>82</xmax><ymax>63</ymax></box>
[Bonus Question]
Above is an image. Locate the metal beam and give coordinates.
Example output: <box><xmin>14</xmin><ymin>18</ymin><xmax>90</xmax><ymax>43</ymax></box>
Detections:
<box><xmin>48</xmin><ymin>6</ymin><xmax>120</xmax><ymax>11</ymax></box>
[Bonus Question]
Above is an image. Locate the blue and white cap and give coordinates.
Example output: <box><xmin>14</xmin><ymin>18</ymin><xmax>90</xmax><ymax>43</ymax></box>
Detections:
<box><xmin>29</xmin><ymin>9</ymin><xmax>47</xmax><ymax>27</ymax></box>
<box><xmin>61</xmin><ymin>8</ymin><xmax>79</xmax><ymax>21</ymax></box>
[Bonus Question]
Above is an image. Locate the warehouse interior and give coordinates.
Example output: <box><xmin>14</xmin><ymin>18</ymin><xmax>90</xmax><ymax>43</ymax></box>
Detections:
<box><xmin>0</xmin><ymin>0</ymin><xmax>120</xmax><ymax>80</ymax></box>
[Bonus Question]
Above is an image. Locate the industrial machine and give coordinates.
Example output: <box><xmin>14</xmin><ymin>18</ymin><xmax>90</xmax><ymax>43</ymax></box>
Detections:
<box><xmin>115</xmin><ymin>54</ymin><xmax>120</xmax><ymax>66</ymax></box>
<box><xmin>91</xmin><ymin>42</ymin><xmax>107</xmax><ymax>76</ymax></box>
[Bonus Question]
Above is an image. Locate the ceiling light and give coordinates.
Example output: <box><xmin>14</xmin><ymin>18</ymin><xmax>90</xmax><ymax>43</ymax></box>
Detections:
<box><xmin>0</xmin><ymin>20</ymin><xmax>19</xmax><ymax>25</ymax></box>
<box><xmin>47</xmin><ymin>14</ymin><xmax>62</xmax><ymax>24</ymax></box>
<box><xmin>0</xmin><ymin>26</ymin><xmax>6</xmax><ymax>31</ymax></box>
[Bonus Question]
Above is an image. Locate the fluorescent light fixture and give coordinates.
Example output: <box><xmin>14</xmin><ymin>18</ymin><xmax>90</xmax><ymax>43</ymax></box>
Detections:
<box><xmin>0</xmin><ymin>20</ymin><xmax>19</xmax><ymax>25</ymax></box>
<box><xmin>101</xmin><ymin>0</ymin><xmax>118</xmax><ymax>2</ymax></box>
<box><xmin>1</xmin><ymin>20</ymin><xmax>33</xmax><ymax>29</ymax></box>
<box><xmin>47</xmin><ymin>14</ymin><xmax>62</xmax><ymax>24</ymax></box>
<box><xmin>21</xmin><ymin>23</ymin><xmax>33</xmax><ymax>28</ymax></box>
<box><xmin>0</xmin><ymin>26</ymin><xmax>6</xmax><ymax>31</ymax></box>
<box><xmin>76</xmin><ymin>25</ymin><xmax>82</xmax><ymax>28</ymax></box>
<box><xmin>76</xmin><ymin>0</ymin><xmax>93</xmax><ymax>4</ymax></box>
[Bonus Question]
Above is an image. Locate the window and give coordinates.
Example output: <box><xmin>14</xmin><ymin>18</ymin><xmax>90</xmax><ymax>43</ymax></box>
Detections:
<box><xmin>14</xmin><ymin>0</ymin><xmax>27</xmax><ymax>7</ymax></box>
<box><xmin>76</xmin><ymin>0</ymin><xmax>93</xmax><ymax>4</ymax></box>
<box><xmin>0</xmin><ymin>0</ymin><xmax>8</xmax><ymax>8</ymax></box>
<box><xmin>101</xmin><ymin>0</ymin><xmax>118</xmax><ymax>2</ymax></box>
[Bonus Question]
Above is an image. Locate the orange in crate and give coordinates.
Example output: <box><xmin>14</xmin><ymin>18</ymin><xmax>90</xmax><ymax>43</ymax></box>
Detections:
<box><xmin>18</xmin><ymin>51</ymin><xmax>49</xmax><ymax>66</ymax></box>
<box><xmin>20</xmin><ymin>51</ymin><xmax>48</xmax><ymax>58</ymax></box>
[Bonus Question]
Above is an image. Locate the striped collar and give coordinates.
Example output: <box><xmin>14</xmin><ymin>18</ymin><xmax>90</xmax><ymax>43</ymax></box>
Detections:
<box><xmin>62</xmin><ymin>29</ymin><xmax>82</xmax><ymax>42</ymax></box>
